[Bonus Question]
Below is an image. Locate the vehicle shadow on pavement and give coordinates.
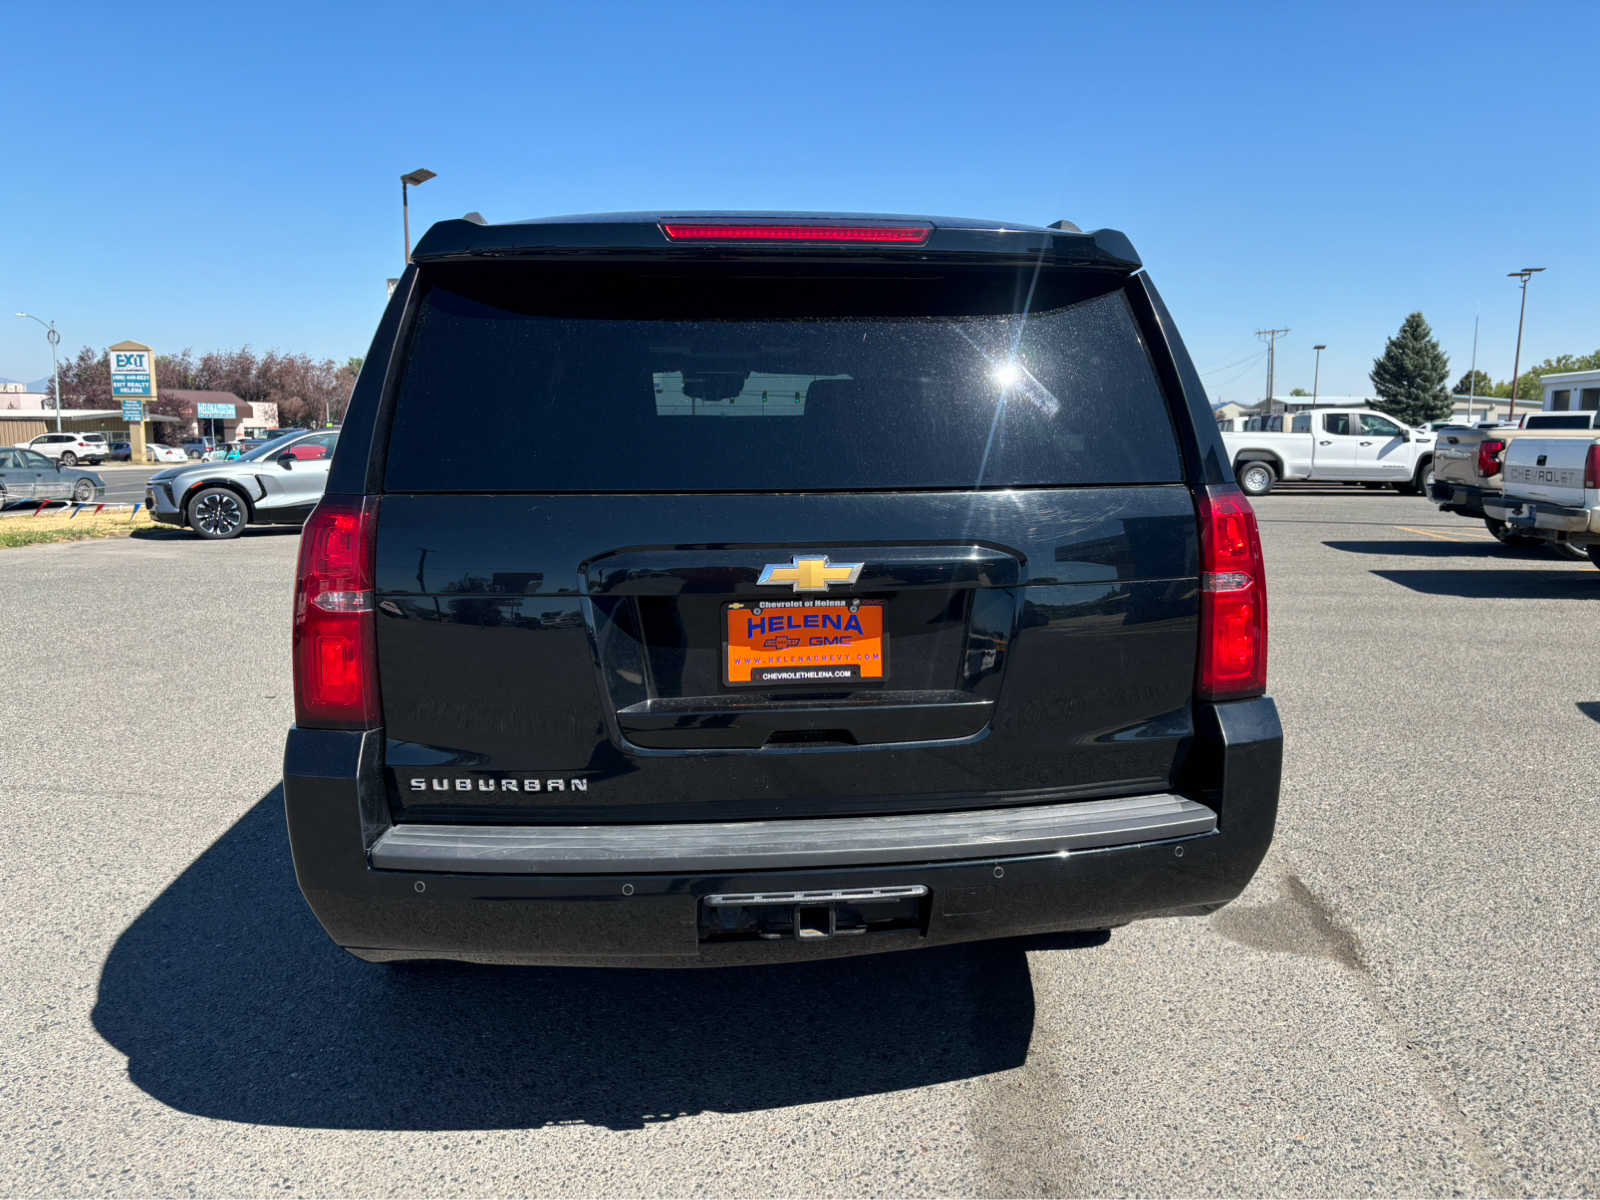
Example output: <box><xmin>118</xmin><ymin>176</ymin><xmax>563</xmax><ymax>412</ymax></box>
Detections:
<box><xmin>1369</xmin><ymin>569</ymin><xmax>1598</xmax><ymax>599</ymax></box>
<box><xmin>1322</xmin><ymin>539</ymin><xmax>1564</xmax><ymax>560</ymax></box>
<box><xmin>129</xmin><ymin>526</ymin><xmax>302</xmax><ymax>541</ymax></box>
<box><xmin>92</xmin><ymin>789</ymin><xmax>1038</xmax><ymax>1131</ymax></box>
<box><xmin>1578</xmin><ymin>702</ymin><xmax>1600</xmax><ymax>724</ymax></box>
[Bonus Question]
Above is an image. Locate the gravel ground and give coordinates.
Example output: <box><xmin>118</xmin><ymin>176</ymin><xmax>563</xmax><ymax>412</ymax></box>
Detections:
<box><xmin>0</xmin><ymin>489</ymin><xmax>1596</xmax><ymax>1196</ymax></box>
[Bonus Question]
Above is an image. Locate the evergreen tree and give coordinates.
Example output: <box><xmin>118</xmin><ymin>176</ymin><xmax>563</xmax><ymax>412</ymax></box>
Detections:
<box><xmin>1370</xmin><ymin>313</ymin><xmax>1451</xmax><ymax>425</ymax></box>
<box><xmin>1453</xmin><ymin>369</ymin><xmax>1493</xmax><ymax>396</ymax></box>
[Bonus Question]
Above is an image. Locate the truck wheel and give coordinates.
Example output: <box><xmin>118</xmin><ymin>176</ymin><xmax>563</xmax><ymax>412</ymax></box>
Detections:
<box><xmin>1588</xmin><ymin>546</ymin><xmax>1600</xmax><ymax>570</ymax></box>
<box><xmin>1237</xmin><ymin>461</ymin><xmax>1275</xmax><ymax>496</ymax></box>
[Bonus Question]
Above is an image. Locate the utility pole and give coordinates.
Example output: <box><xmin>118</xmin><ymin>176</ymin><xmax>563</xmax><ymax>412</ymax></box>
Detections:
<box><xmin>1506</xmin><ymin>268</ymin><xmax>1545</xmax><ymax>419</ymax></box>
<box><xmin>15</xmin><ymin>313</ymin><xmax>62</xmax><ymax>432</ymax></box>
<box><xmin>1468</xmin><ymin>315</ymin><xmax>1479</xmax><ymax>422</ymax></box>
<box><xmin>1312</xmin><ymin>344</ymin><xmax>1326</xmax><ymax>409</ymax></box>
<box><xmin>1256</xmin><ymin>328</ymin><xmax>1290</xmax><ymax>412</ymax></box>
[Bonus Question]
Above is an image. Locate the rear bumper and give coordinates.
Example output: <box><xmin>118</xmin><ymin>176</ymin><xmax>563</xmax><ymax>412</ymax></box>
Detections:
<box><xmin>283</xmin><ymin>697</ymin><xmax>1282</xmax><ymax>967</ymax></box>
<box><xmin>1431</xmin><ymin>479</ymin><xmax>1493</xmax><ymax>517</ymax></box>
<box><xmin>1482</xmin><ymin>496</ymin><xmax>1600</xmax><ymax>539</ymax></box>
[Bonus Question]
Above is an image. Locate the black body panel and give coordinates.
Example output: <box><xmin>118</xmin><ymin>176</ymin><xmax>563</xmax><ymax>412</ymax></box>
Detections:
<box><xmin>282</xmin><ymin>698</ymin><xmax>1280</xmax><ymax>967</ymax></box>
<box><xmin>374</xmin><ymin>486</ymin><xmax>1200</xmax><ymax>823</ymax></box>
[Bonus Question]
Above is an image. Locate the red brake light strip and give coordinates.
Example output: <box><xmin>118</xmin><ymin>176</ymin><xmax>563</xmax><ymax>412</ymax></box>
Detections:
<box><xmin>661</xmin><ymin>222</ymin><xmax>931</xmax><ymax>245</ymax></box>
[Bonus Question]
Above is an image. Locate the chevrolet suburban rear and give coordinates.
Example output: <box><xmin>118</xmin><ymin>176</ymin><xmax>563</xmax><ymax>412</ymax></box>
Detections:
<box><xmin>282</xmin><ymin>212</ymin><xmax>1283</xmax><ymax>967</ymax></box>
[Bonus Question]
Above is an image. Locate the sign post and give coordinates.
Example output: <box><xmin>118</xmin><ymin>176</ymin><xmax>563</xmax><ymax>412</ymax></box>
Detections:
<box><xmin>108</xmin><ymin>341</ymin><xmax>156</xmax><ymax>464</ymax></box>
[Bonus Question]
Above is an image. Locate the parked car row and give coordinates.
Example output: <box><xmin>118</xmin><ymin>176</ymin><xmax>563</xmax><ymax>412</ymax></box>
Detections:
<box><xmin>1431</xmin><ymin>410</ymin><xmax>1600</xmax><ymax>567</ymax></box>
<box><xmin>1432</xmin><ymin>410</ymin><xmax>1600</xmax><ymax>541</ymax></box>
<box><xmin>0</xmin><ymin>447</ymin><xmax>106</xmax><ymax>505</ymax></box>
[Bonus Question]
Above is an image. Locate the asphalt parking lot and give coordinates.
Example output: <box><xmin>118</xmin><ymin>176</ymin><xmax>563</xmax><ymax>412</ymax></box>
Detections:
<box><xmin>2</xmin><ymin>489</ymin><xmax>1596</xmax><ymax>1196</ymax></box>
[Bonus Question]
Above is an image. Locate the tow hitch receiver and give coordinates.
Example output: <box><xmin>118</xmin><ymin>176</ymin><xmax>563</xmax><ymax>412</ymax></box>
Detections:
<box><xmin>700</xmin><ymin>885</ymin><xmax>929</xmax><ymax>943</ymax></box>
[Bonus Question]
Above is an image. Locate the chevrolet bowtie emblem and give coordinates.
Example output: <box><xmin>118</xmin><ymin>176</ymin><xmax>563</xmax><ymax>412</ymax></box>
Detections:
<box><xmin>756</xmin><ymin>555</ymin><xmax>864</xmax><ymax>593</ymax></box>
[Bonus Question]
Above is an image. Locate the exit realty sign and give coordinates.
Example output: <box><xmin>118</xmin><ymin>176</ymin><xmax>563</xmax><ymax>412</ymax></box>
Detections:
<box><xmin>108</xmin><ymin>341</ymin><xmax>156</xmax><ymax>398</ymax></box>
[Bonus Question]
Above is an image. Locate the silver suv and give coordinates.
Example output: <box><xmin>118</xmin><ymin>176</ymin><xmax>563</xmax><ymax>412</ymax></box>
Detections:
<box><xmin>145</xmin><ymin>429</ymin><xmax>338</xmax><ymax>539</ymax></box>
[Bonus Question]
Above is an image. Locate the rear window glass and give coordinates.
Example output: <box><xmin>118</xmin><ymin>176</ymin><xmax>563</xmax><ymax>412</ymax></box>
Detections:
<box><xmin>1525</xmin><ymin>415</ymin><xmax>1594</xmax><ymax>429</ymax></box>
<box><xmin>385</xmin><ymin>266</ymin><xmax>1182</xmax><ymax>492</ymax></box>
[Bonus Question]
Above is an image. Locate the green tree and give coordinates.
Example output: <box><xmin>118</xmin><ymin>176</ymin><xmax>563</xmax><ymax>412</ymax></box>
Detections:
<box><xmin>1491</xmin><ymin>351</ymin><xmax>1600</xmax><ymax>407</ymax></box>
<box><xmin>1370</xmin><ymin>312</ymin><xmax>1451</xmax><ymax>425</ymax></box>
<box><xmin>1453</xmin><ymin>369</ymin><xmax>1493</xmax><ymax>396</ymax></box>
<box><xmin>1289</xmin><ymin>387</ymin><xmax>1310</xmax><ymax>396</ymax></box>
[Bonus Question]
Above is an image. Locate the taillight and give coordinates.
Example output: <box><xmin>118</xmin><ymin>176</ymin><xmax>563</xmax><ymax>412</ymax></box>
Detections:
<box><xmin>660</xmin><ymin>221</ymin><xmax>932</xmax><ymax>245</ymax></box>
<box><xmin>1478</xmin><ymin>439</ymin><xmax>1506</xmax><ymax>477</ymax></box>
<box><xmin>1585</xmin><ymin>444</ymin><xmax>1600</xmax><ymax>490</ymax></box>
<box><xmin>1196</xmin><ymin>485</ymin><xmax>1268</xmax><ymax>701</ymax></box>
<box><xmin>292</xmin><ymin>496</ymin><xmax>379</xmax><ymax>729</ymax></box>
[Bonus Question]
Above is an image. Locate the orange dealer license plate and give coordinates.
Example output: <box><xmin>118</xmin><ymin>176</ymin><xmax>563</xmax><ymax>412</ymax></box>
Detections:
<box><xmin>725</xmin><ymin>600</ymin><xmax>886</xmax><ymax>686</ymax></box>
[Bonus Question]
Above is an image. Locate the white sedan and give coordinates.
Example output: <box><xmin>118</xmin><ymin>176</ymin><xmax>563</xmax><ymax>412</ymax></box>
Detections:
<box><xmin>145</xmin><ymin>443</ymin><xmax>188</xmax><ymax>464</ymax></box>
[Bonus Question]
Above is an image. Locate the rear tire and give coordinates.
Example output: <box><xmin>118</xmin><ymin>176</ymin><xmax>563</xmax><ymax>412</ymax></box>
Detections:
<box><xmin>1237</xmin><ymin>460</ymin><xmax>1275</xmax><ymax>496</ymax></box>
<box><xmin>187</xmin><ymin>486</ymin><xmax>248</xmax><ymax>539</ymax></box>
<box><xmin>1588</xmin><ymin>546</ymin><xmax>1600</xmax><ymax>570</ymax></box>
<box><xmin>59</xmin><ymin>451</ymin><xmax>77</xmax><ymax>466</ymax></box>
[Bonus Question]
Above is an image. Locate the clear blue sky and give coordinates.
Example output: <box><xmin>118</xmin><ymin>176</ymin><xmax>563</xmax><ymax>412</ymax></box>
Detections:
<box><xmin>4</xmin><ymin>0</ymin><xmax>1595</xmax><ymax>401</ymax></box>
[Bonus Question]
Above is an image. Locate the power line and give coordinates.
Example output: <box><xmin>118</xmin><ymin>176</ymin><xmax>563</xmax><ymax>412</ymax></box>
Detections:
<box><xmin>1210</xmin><ymin>350</ymin><xmax>1268</xmax><ymax>393</ymax></box>
<box><xmin>1202</xmin><ymin>349</ymin><xmax>1268</xmax><ymax>376</ymax></box>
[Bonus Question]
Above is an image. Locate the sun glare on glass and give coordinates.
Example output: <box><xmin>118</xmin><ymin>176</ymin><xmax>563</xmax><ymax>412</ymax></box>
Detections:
<box><xmin>990</xmin><ymin>361</ymin><xmax>1023</xmax><ymax>389</ymax></box>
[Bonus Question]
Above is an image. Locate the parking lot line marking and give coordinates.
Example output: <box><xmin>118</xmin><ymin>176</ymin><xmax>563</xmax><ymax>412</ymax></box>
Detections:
<box><xmin>1395</xmin><ymin>524</ymin><xmax>1492</xmax><ymax>542</ymax></box>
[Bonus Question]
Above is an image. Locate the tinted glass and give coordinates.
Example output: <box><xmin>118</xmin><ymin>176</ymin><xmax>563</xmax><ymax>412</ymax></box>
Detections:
<box><xmin>240</xmin><ymin>432</ymin><xmax>310</xmax><ymax>462</ymax></box>
<box><xmin>1323</xmin><ymin>414</ymin><xmax>1352</xmax><ymax>435</ymax></box>
<box><xmin>386</xmin><ymin>267</ymin><xmax>1182</xmax><ymax>492</ymax></box>
<box><xmin>1524</xmin><ymin>414</ymin><xmax>1593</xmax><ymax>429</ymax></box>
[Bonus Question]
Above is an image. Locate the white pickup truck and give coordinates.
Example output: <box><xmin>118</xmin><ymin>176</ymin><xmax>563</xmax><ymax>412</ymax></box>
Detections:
<box><xmin>1483</xmin><ymin>434</ymin><xmax>1600</xmax><ymax>567</ymax></box>
<box><xmin>1220</xmin><ymin>408</ymin><xmax>1435</xmax><ymax>496</ymax></box>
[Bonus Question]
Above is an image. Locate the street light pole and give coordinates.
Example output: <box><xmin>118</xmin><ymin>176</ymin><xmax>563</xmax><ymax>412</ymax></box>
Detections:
<box><xmin>16</xmin><ymin>312</ymin><xmax>62</xmax><ymax>432</ymax></box>
<box><xmin>401</xmin><ymin>168</ymin><xmax>437</xmax><ymax>264</ymax></box>
<box><xmin>1312</xmin><ymin>344</ymin><xmax>1326</xmax><ymax>409</ymax></box>
<box><xmin>1506</xmin><ymin>267</ymin><xmax>1545</xmax><ymax>419</ymax></box>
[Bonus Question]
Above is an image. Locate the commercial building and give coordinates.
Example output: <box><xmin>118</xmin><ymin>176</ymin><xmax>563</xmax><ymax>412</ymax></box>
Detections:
<box><xmin>160</xmin><ymin>391</ymin><xmax>278</xmax><ymax>442</ymax></box>
<box><xmin>1539</xmin><ymin>370</ymin><xmax>1600</xmax><ymax>413</ymax></box>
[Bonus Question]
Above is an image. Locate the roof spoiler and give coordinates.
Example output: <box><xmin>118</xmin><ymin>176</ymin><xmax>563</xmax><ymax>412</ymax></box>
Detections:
<box><xmin>411</xmin><ymin>215</ymin><xmax>1141</xmax><ymax>272</ymax></box>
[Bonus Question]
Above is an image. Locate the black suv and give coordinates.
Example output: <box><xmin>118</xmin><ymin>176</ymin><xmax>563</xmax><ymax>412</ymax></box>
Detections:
<box><xmin>284</xmin><ymin>212</ymin><xmax>1281</xmax><ymax>967</ymax></box>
